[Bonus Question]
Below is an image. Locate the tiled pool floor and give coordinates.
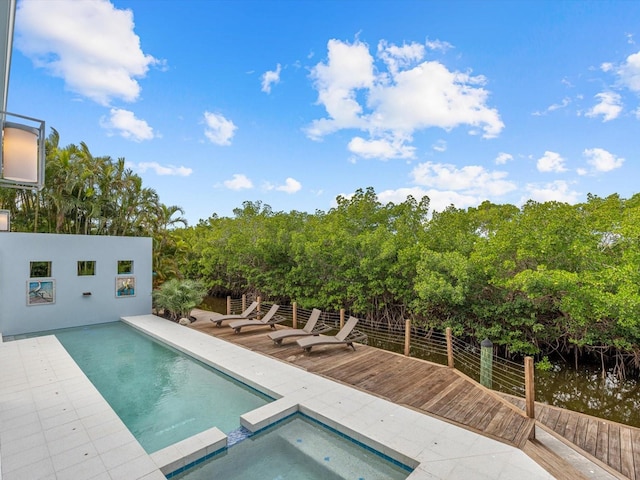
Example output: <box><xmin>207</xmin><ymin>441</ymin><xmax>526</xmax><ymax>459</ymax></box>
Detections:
<box><xmin>1</xmin><ymin>315</ymin><xmax>558</xmax><ymax>479</ymax></box>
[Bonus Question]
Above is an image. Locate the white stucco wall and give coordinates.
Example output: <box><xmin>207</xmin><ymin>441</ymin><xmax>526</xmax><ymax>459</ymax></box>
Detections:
<box><xmin>0</xmin><ymin>232</ymin><xmax>152</xmax><ymax>336</ymax></box>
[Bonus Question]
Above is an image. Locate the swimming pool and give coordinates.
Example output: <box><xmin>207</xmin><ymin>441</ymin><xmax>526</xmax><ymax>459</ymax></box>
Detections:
<box><xmin>23</xmin><ymin>322</ymin><xmax>271</xmax><ymax>453</ymax></box>
<box><xmin>169</xmin><ymin>414</ymin><xmax>412</xmax><ymax>480</ymax></box>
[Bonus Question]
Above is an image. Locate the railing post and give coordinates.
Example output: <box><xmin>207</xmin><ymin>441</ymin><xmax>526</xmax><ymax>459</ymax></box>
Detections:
<box><xmin>292</xmin><ymin>302</ymin><xmax>297</xmax><ymax>329</ymax></box>
<box><xmin>241</xmin><ymin>294</ymin><xmax>246</xmax><ymax>313</ymax></box>
<box><xmin>446</xmin><ymin>327</ymin><xmax>454</xmax><ymax>368</ymax></box>
<box><xmin>480</xmin><ymin>338</ymin><xmax>493</xmax><ymax>388</ymax></box>
<box><xmin>257</xmin><ymin>296</ymin><xmax>261</xmax><ymax>313</ymax></box>
<box><xmin>340</xmin><ymin>309</ymin><xmax>345</xmax><ymax>329</ymax></box>
<box><xmin>226</xmin><ymin>296</ymin><xmax>231</xmax><ymax>315</ymax></box>
<box><xmin>404</xmin><ymin>319</ymin><xmax>411</xmax><ymax>356</ymax></box>
<box><xmin>525</xmin><ymin>356</ymin><xmax>535</xmax><ymax>420</ymax></box>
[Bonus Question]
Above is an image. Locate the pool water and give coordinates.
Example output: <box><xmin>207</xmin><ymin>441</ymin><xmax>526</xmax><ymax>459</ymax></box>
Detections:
<box><xmin>170</xmin><ymin>415</ymin><xmax>412</xmax><ymax>480</ymax></box>
<box><xmin>27</xmin><ymin>322</ymin><xmax>271</xmax><ymax>453</ymax></box>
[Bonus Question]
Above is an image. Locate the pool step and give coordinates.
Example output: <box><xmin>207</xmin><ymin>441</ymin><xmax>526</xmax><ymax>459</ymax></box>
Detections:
<box><xmin>275</xmin><ymin>421</ymin><xmax>409</xmax><ymax>480</ymax></box>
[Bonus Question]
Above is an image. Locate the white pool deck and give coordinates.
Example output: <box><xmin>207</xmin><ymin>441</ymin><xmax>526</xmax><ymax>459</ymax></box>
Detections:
<box><xmin>0</xmin><ymin>314</ymin><xmax>558</xmax><ymax>480</ymax></box>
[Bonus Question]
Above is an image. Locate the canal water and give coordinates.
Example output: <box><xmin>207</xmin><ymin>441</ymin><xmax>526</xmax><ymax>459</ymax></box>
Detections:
<box><xmin>534</xmin><ymin>365</ymin><xmax>640</xmax><ymax>427</ymax></box>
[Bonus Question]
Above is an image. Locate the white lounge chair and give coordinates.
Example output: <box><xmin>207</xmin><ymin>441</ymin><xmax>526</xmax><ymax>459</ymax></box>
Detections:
<box><xmin>268</xmin><ymin>308</ymin><xmax>331</xmax><ymax>345</ymax></box>
<box><xmin>210</xmin><ymin>301</ymin><xmax>258</xmax><ymax>327</ymax></box>
<box><xmin>229</xmin><ymin>304</ymin><xmax>285</xmax><ymax>333</ymax></box>
<box><xmin>297</xmin><ymin>316</ymin><xmax>362</xmax><ymax>352</ymax></box>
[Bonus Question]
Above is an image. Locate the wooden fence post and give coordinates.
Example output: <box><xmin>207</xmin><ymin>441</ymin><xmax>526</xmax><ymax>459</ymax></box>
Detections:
<box><xmin>525</xmin><ymin>356</ymin><xmax>535</xmax><ymax>419</ymax></box>
<box><xmin>226</xmin><ymin>296</ymin><xmax>231</xmax><ymax>315</ymax></box>
<box><xmin>241</xmin><ymin>294</ymin><xmax>246</xmax><ymax>313</ymax></box>
<box><xmin>257</xmin><ymin>296</ymin><xmax>261</xmax><ymax>314</ymax></box>
<box><xmin>292</xmin><ymin>302</ymin><xmax>297</xmax><ymax>329</ymax></box>
<box><xmin>480</xmin><ymin>338</ymin><xmax>493</xmax><ymax>389</ymax></box>
<box><xmin>446</xmin><ymin>327</ymin><xmax>454</xmax><ymax>368</ymax></box>
<box><xmin>404</xmin><ymin>319</ymin><xmax>411</xmax><ymax>356</ymax></box>
<box><xmin>340</xmin><ymin>309</ymin><xmax>345</xmax><ymax>329</ymax></box>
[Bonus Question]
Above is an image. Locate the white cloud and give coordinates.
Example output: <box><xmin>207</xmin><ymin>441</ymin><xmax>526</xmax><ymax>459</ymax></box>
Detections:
<box><xmin>15</xmin><ymin>0</ymin><xmax>158</xmax><ymax>106</ymax></box>
<box><xmin>305</xmin><ymin>38</ymin><xmax>503</xmax><ymax>160</ymax></box>
<box><xmin>425</xmin><ymin>38</ymin><xmax>454</xmax><ymax>53</ymax></box>
<box><xmin>275</xmin><ymin>177</ymin><xmax>302</xmax><ymax>194</ymax></box>
<box><xmin>585</xmin><ymin>91</ymin><xmax>623</xmax><ymax>121</ymax></box>
<box><xmin>523</xmin><ymin>180</ymin><xmax>580</xmax><ymax>204</ymax></box>
<box><xmin>495</xmin><ymin>152</ymin><xmax>513</xmax><ymax>165</ymax></box>
<box><xmin>378</xmin><ymin>187</ymin><xmax>477</xmax><ymax>214</ymax></box>
<box><xmin>261</xmin><ymin>63</ymin><xmax>282</xmax><ymax>93</ymax></box>
<box><xmin>223</xmin><ymin>174</ymin><xmax>253</xmax><ymax>190</ymax></box>
<box><xmin>617</xmin><ymin>50</ymin><xmax>640</xmax><ymax>92</ymax></box>
<box><xmin>600</xmin><ymin>62</ymin><xmax>614</xmax><ymax>72</ymax></box>
<box><xmin>536</xmin><ymin>151</ymin><xmax>567</xmax><ymax>173</ymax></box>
<box><xmin>203</xmin><ymin>111</ymin><xmax>237</xmax><ymax>146</ymax></box>
<box><xmin>137</xmin><ymin>162</ymin><xmax>192</xmax><ymax>176</ymax></box>
<box><xmin>99</xmin><ymin>108</ymin><xmax>155</xmax><ymax>141</ymax></box>
<box><xmin>348</xmin><ymin>136</ymin><xmax>415</xmax><ymax>160</ymax></box>
<box><xmin>305</xmin><ymin>39</ymin><xmax>374</xmax><ymax>139</ymax></box>
<box><xmin>583</xmin><ymin>147</ymin><xmax>624</xmax><ymax>172</ymax></box>
<box><xmin>411</xmin><ymin>162</ymin><xmax>516</xmax><ymax>197</ymax></box>
<box><xmin>432</xmin><ymin>140</ymin><xmax>447</xmax><ymax>152</ymax></box>
<box><xmin>533</xmin><ymin>97</ymin><xmax>571</xmax><ymax>116</ymax></box>
<box><xmin>377</xmin><ymin>40</ymin><xmax>425</xmax><ymax>75</ymax></box>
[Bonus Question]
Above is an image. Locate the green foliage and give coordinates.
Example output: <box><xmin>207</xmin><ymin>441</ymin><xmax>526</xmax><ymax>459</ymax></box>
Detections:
<box><xmin>172</xmin><ymin>190</ymin><xmax>640</xmax><ymax>369</ymax></box>
<box><xmin>536</xmin><ymin>356</ymin><xmax>554</xmax><ymax>372</ymax></box>
<box><xmin>152</xmin><ymin>279</ymin><xmax>207</xmax><ymax>321</ymax></box>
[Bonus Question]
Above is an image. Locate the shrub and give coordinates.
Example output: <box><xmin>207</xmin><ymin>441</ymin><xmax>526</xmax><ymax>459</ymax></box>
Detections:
<box><xmin>153</xmin><ymin>279</ymin><xmax>207</xmax><ymax>321</ymax></box>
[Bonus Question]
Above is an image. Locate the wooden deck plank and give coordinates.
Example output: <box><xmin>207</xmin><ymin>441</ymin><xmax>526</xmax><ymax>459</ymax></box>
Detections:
<box><xmin>562</xmin><ymin>407</ymin><xmax>580</xmax><ymax>444</ymax></box>
<box><xmin>553</xmin><ymin>409</ymin><xmax>571</xmax><ymax>438</ymax></box>
<box><xmin>439</xmin><ymin>387</ymin><xmax>489</xmax><ymax>428</ymax></box>
<box><xmin>484</xmin><ymin>407</ymin><xmax>527</xmax><ymax>444</ymax></box>
<box><xmin>573</xmin><ymin>415</ymin><xmax>589</xmax><ymax>450</ymax></box>
<box><xmin>394</xmin><ymin>368</ymin><xmax>451</xmax><ymax>405</ymax></box>
<box><xmin>595</xmin><ymin>420</ymin><xmax>610</xmax><ymax>465</ymax></box>
<box><xmin>582</xmin><ymin>417</ymin><xmax>600</xmax><ymax>457</ymax></box>
<box><xmin>606</xmin><ymin>423</ymin><xmax>621</xmax><ymax>474</ymax></box>
<box><xmin>619</xmin><ymin>426</ymin><xmax>635</xmax><ymax>479</ymax></box>
<box><xmin>422</xmin><ymin>377</ymin><xmax>469</xmax><ymax>415</ymax></box>
<box><xmin>413</xmin><ymin>368</ymin><xmax>460</xmax><ymax>399</ymax></box>
<box><xmin>542</xmin><ymin>407</ymin><xmax>562</xmax><ymax>432</ymax></box>
<box><xmin>536</xmin><ymin>404</ymin><xmax>551</xmax><ymax>425</ymax></box>
<box><xmin>631</xmin><ymin>429</ymin><xmax>640</xmax><ymax>479</ymax></box>
<box><xmin>475</xmin><ymin>399</ymin><xmax>509</xmax><ymax>431</ymax></box>
<box><xmin>523</xmin><ymin>440</ymin><xmax>590</xmax><ymax>480</ymax></box>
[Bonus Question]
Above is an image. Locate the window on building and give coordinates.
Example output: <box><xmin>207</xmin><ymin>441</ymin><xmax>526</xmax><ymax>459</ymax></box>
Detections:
<box><xmin>30</xmin><ymin>261</ymin><xmax>52</xmax><ymax>278</ymax></box>
<box><xmin>77</xmin><ymin>261</ymin><xmax>96</xmax><ymax>276</ymax></box>
<box><xmin>117</xmin><ymin>260</ymin><xmax>133</xmax><ymax>274</ymax></box>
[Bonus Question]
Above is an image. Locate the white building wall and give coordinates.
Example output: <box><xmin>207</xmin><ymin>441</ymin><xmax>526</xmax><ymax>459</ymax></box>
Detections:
<box><xmin>0</xmin><ymin>233</ymin><xmax>152</xmax><ymax>336</ymax></box>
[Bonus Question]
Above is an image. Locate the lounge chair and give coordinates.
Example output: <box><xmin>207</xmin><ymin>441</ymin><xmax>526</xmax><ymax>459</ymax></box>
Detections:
<box><xmin>210</xmin><ymin>301</ymin><xmax>258</xmax><ymax>327</ymax></box>
<box><xmin>268</xmin><ymin>308</ymin><xmax>332</xmax><ymax>345</ymax></box>
<box><xmin>229</xmin><ymin>304</ymin><xmax>285</xmax><ymax>333</ymax></box>
<box><xmin>297</xmin><ymin>316</ymin><xmax>363</xmax><ymax>352</ymax></box>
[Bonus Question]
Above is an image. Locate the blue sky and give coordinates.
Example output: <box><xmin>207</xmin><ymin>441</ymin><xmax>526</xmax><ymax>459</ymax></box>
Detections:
<box><xmin>7</xmin><ymin>0</ymin><xmax>640</xmax><ymax>224</ymax></box>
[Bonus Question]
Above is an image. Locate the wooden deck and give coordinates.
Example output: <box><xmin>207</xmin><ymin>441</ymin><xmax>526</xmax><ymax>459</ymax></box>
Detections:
<box><xmin>189</xmin><ymin>310</ymin><xmax>533</xmax><ymax>447</ymax></box>
<box><xmin>506</xmin><ymin>395</ymin><xmax>640</xmax><ymax>479</ymax></box>
<box><xmin>187</xmin><ymin>309</ymin><xmax>628</xmax><ymax>479</ymax></box>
